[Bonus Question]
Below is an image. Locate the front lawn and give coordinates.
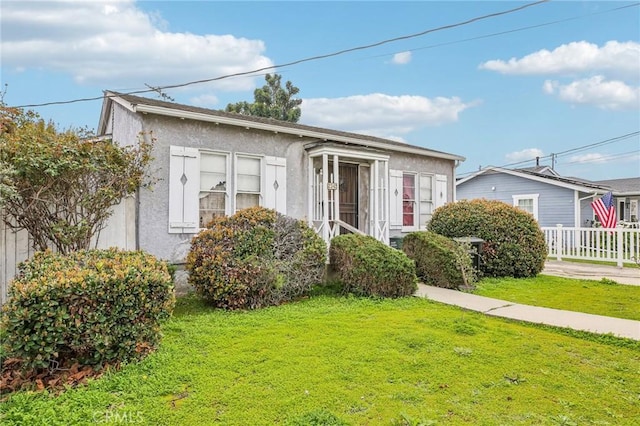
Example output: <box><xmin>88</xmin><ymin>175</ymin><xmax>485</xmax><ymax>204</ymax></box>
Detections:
<box><xmin>1</xmin><ymin>294</ymin><xmax>638</xmax><ymax>425</ymax></box>
<box><xmin>473</xmin><ymin>275</ymin><xmax>640</xmax><ymax>321</ymax></box>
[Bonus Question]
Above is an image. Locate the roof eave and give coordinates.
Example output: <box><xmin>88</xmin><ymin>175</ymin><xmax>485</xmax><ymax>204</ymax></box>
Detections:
<box><xmin>126</xmin><ymin>101</ymin><xmax>464</xmax><ymax>162</ymax></box>
<box><xmin>456</xmin><ymin>166</ymin><xmax>610</xmax><ymax>193</ymax></box>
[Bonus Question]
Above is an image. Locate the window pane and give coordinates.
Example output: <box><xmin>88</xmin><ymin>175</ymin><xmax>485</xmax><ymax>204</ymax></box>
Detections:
<box><xmin>237</xmin><ymin>174</ymin><xmax>260</xmax><ymax>192</ymax></box>
<box><xmin>237</xmin><ymin>193</ymin><xmax>260</xmax><ymax>211</ymax></box>
<box><xmin>419</xmin><ymin>201</ymin><xmax>432</xmax><ymax>227</ymax></box>
<box><xmin>402</xmin><ymin>174</ymin><xmax>416</xmax><ymax>226</ymax></box>
<box><xmin>420</xmin><ymin>174</ymin><xmax>432</xmax><ymax>201</ymax></box>
<box><xmin>403</xmin><ymin>174</ymin><xmax>415</xmax><ymax>200</ymax></box>
<box><xmin>518</xmin><ymin>199</ymin><xmax>533</xmax><ymax>213</ymax></box>
<box><xmin>201</xmin><ymin>172</ymin><xmax>226</xmax><ymax>191</ymax></box>
<box><xmin>237</xmin><ymin>157</ymin><xmax>261</xmax><ymax>192</ymax></box>
<box><xmin>237</xmin><ymin>156</ymin><xmax>261</xmax><ymax>174</ymax></box>
<box><xmin>199</xmin><ymin>192</ymin><xmax>226</xmax><ymax>227</ymax></box>
<box><xmin>201</xmin><ymin>153</ymin><xmax>226</xmax><ymax>173</ymax></box>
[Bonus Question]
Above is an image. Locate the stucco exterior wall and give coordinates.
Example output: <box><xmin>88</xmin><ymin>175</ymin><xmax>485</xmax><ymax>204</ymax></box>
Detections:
<box><xmin>127</xmin><ymin>113</ymin><xmax>308</xmax><ymax>261</ymax></box>
<box><xmin>111</xmin><ymin>107</ymin><xmax>458</xmax><ymax>262</ymax></box>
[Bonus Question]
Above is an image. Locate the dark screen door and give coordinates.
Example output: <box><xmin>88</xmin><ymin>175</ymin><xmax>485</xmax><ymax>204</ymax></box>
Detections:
<box><xmin>339</xmin><ymin>164</ymin><xmax>358</xmax><ymax>228</ymax></box>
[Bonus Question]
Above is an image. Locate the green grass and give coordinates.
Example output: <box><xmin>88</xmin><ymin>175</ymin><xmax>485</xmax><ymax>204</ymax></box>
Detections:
<box><xmin>473</xmin><ymin>275</ymin><xmax>640</xmax><ymax>321</ymax></box>
<box><xmin>2</xmin><ymin>294</ymin><xmax>639</xmax><ymax>425</ymax></box>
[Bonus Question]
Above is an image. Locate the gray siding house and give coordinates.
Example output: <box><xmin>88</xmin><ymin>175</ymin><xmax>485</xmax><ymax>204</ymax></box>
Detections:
<box><xmin>456</xmin><ymin>166</ymin><xmax>640</xmax><ymax>228</ymax></box>
<box><xmin>97</xmin><ymin>92</ymin><xmax>465</xmax><ymax>263</ymax></box>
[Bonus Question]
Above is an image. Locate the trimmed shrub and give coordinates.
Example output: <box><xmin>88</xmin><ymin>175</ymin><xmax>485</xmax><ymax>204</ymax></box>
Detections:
<box><xmin>1</xmin><ymin>249</ymin><xmax>175</xmax><ymax>371</ymax></box>
<box><xmin>329</xmin><ymin>234</ymin><xmax>417</xmax><ymax>298</ymax></box>
<box><xmin>187</xmin><ymin>207</ymin><xmax>326</xmax><ymax>309</ymax></box>
<box><xmin>427</xmin><ymin>199</ymin><xmax>547</xmax><ymax>278</ymax></box>
<box><xmin>403</xmin><ymin>231</ymin><xmax>476</xmax><ymax>289</ymax></box>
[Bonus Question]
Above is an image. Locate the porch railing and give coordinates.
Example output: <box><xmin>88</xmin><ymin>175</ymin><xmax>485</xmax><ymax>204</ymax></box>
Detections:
<box><xmin>542</xmin><ymin>225</ymin><xmax>640</xmax><ymax>267</ymax></box>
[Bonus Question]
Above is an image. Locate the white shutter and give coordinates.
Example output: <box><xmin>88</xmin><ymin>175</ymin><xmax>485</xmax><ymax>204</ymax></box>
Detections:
<box><xmin>389</xmin><ymin>169</ymin><xmax>403</xmax><ymax>229</ymax></box>
<box><xmin>168</xmin><ymin>146</ymin><xmax>200</xmax><ymax>233</ymax></box>
<box><xmin>264</xmin><ymin>156</ymin><xmax>287</xmax><ymax>214</ymax></box>
<box><xmin>435</xmin><ymin>174</ymin><xmax>448</xmax><ymax>209</ymax></box>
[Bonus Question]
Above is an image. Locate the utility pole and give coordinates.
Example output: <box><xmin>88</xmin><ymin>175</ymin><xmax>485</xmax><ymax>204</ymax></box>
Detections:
<box><xmin>551</xmin><ymin>153</ymin><xmax>556</xmax><ymax>170</ymax></box>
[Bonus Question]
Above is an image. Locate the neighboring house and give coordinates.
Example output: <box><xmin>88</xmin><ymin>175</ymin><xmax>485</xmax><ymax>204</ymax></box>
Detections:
<box><xmin>97</xmin><ymin>92</ymin><xmax>464</xmax><ymax>263</ymax></box>
<box><xmin>591</xmin><ymin>178</ymin><xmax>640</xmax><ymax>224</ymax></box>
<box><xmin>456</xmin><ymin>166</ymin><xmax>640</xmax><ymax>228</ymax></box>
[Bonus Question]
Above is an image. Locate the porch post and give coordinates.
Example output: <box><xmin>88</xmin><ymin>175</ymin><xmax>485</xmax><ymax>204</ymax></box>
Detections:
<box><xmin>383</xmin><ymin>160</ymin><xmax>389</xmax><ymax>244</ymax></box>
<box><xmin>322</xmin><ymin>154</ymin><xmax>329</xmax><ymax>243</ymax></box>
<box><xmin>333</xmin><ymin>154</ymin><xmax>340</xmax><ymax>231</ymax></box>
<box><xmin>307</xmin><ymin>155</ymin><xmax>314</xmax><ymax>228</ymax></box>
<box><xmin>373</xmin><ymin>159</ymin><xmax>379</xmax><ymax>240</ymax></box>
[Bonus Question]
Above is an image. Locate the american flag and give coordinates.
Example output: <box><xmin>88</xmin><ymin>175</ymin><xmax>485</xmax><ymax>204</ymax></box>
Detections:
<box><xmin>591</xmin><ymin>192</ymin><xmax>617</xmax><ymax>229</ymax></box>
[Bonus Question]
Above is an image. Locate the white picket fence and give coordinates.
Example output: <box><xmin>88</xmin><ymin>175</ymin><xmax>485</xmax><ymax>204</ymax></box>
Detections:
<box><xmin>542</xmin><ymin>225</ymin><xmax>640</xmax><ymax>267</ymax></box>
<box><xmin>0</xmin><ymin>197</ymin><xmax>136</xmax><ymax>306</ymax></box>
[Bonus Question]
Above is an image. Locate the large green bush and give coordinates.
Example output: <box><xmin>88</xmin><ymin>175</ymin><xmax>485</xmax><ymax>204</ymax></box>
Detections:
<box><xmin>1</xmin><ymin>249</ymin><xmax>175</xmax><ymax>371</ymax></box>
<box><xmin>329</xmin><ymin>234</ymin><xmax>417</xmax><ymax>298</ymax></box>
<box><xmin>187</xmin><ymin>207</ymin><xmax>327</xmax><ymax>309</ymax></box>
<box><xmin>427</xmin><ymin>199</ymin><xmax>546</xmax><ymax>278</ymax></box>
<box><xmin>403</xmin><ymin>231</ymin><xmax>476</xmax><ymax>289</ymax></box>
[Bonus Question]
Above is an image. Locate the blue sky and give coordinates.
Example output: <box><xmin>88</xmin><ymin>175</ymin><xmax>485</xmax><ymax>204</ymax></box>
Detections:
<box><xmin>2</xmin><ymin>0</ymin><xmax>639</xmax><ymax>181</ymax></box>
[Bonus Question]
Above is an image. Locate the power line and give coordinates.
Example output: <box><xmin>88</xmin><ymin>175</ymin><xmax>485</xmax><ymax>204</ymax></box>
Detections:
<box><xmin>560</xmin><ymin>149</ymin><xmax>640</xmax><ymax>165</ymax></box>
<box><xmin>369</xmin><ymin>2</ymin><xmax>639</xmax><ymax>60</ymax></box>
<box><xmin>554</xmin><ymin>132</ymin><xmax>639</xmax><ymax>158</ymax></box>
<box><xmin>11</xmin><ymin>0</ymin><xmax>550</xmax><ymax>109</ymax></box>
<box><xmin>456</xmin><ymin>131</ymin><xmax>640</xmax><ymax>177</ymax></box>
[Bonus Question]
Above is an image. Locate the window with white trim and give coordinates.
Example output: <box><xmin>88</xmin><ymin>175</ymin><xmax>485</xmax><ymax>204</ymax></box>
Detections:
<box><xmin>390</xmin><ymin>170</ymin><xmax>446</xmax><ymax>231</ymax></box>
<box><xmin>199</xmin><ymin>151</ymin><xmax>229</xmax><ymax>227</ymax></box>
<box><xmin>235</xmin><ymin>155</ymin><xmax>262</xmax><ymax>211</ymax></box>
<box><xmin>512</xmin><ymin>194</ymin><xmax>539</xmax><ymax>220</ymax></box>
<box><xmin>419</xmin><ymin>173</ymin><xmax>433</xmax><ymax>227</ymax></box>
<box><xmin>169</xmin><ymin>145</ymin><xmax>286</xmax><ymax>234</ymax></box>
<box><xmin>402</xmin><ymin>173</ymin><xmax>417</xmax><ymax>229</ymax></box>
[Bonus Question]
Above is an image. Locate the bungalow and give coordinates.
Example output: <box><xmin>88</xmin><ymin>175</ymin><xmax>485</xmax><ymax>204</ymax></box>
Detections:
<box><xmin>97</xmin><ymin>92</ymin><xmax>465</xmax><ymax>263</ymax></box>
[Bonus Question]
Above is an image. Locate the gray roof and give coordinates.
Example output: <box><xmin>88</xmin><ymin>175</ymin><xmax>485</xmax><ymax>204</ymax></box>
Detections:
<box><xmin>590</xmin><ymin>178</ymin><xmax>640</xmax><ymax>194</ymax></box>
<box><xmin>102</xmin><ymin>91</ymin><xmax>465</xmax><ymax>162</ymax></box>
<box><xmin>459</xmin><ymin>165</ymin><xmax>639</xmax><ymax>196</ymax></box>
<box><xmin>515</xmin><ymin>169</ymin><xmax>612</xmax><ymax>191</ymax></box>
<box><xmin>517</xmin><ymin>166</ymin><xmax>560</xmax><ymax>176</ymax></box>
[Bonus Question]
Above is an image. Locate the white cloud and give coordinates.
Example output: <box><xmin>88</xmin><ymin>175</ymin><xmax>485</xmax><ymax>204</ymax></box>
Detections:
<box><xmin>543</xmin><ymin>76</ymin><xmax>639</xmax><ymax>110</ymax></box>
<box><xmin>568</xmin><ymin>153</ymin><xmax>609</xmax><ymax>164</ymax></box>
<box><xmin>301</xmin><ymin>93</ymin><xmax>479</xmax><ymax>138</ymax></box>
<box><xmin>505</xmin><ymin>148</ymin><xmax>544</xmax><ymax>163</ymax></box>
<box><xmin>0</xmin><ymin>0</ymin><xmax>273</xmax><ymax>91</ymax></box>
<box><xmin>479</xmin><ymin>40</ymin><xmax>640</xmax><ymax>79</ymax></box>
<box><xmin>392</xmin><ymin>51</ymin><xmax>412</xmax><ymax>65</ymax></box>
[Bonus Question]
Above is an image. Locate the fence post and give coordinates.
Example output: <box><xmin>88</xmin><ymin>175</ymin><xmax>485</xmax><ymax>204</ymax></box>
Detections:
<box><xmin>616</xmin><ymin>228</ymin><xmax>623</xmax><ymax>268</ymax></box>
<box><xmin>556</xmin><ymin>224</ymin><xmax>563</xmax><ymax>261</ymax></box>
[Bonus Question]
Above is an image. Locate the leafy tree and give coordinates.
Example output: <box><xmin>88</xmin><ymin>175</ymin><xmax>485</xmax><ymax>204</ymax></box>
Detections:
<box><xmin>0</xmin><ymin>105</ymin><xmax>154</xmax><ymax>254</ymax></box>
<box><xmin>226</xmin><ymin>73</ymin><xmax>302</xmax><ymax>123</ymax></box>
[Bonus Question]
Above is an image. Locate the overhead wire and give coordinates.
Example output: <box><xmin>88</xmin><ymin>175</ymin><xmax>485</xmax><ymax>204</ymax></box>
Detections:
<box><xmin>367</xmin><ymin>2</ymin><xmax>639</xmax><ymax>60</ymax></box>
<box><xmin>560</xmin><ymin>149</ymin><xmax>640</xmax><ymax>165</ymax></box>
<box><xmin>456</xmin><ymin>131</ymin><xmax>640</xmax><ymax>177</ymax></box>
<box><xmin>11</xmin><ymin>0</ymin><xmax>550</xmax><ymax>109</ymax></box>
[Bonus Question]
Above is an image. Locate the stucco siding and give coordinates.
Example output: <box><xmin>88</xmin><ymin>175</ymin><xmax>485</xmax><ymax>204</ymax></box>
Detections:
<box><xmin>110</xmin><ymin>108</ymin><xmax>458</xmax><ymax>261</ymax></box>
<box><xmin>456</xmin><ymin>172</ymin><xmax>577</xmax><ymax>227</ymax></box>
<box><xmin>128</xmin><ymin>114</ymin><xmax>308</xmax><ymax>261</ymax></box>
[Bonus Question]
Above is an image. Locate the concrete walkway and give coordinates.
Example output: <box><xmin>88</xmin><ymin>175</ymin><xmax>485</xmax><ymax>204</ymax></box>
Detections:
<box><xmin>415</xmin><ymin>284</ymin><xmax>640</xmax><ymax>340</ymax></box>
<box><xmin>542</xmin><ymin>260</ymin><xmax>640</xmax><ymax>286</ymax></box>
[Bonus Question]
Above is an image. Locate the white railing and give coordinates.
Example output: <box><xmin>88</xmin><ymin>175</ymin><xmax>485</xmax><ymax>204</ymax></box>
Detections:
<box><xmin>542</xmin><ymin>225</ymin><xmax>640</xmax><ymax>267</ymax></box>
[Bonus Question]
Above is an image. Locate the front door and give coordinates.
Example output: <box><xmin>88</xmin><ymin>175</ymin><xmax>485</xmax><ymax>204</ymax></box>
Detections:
<box><xmin>339</xmin><ymin>163</ymin><xmax>358</xmax><ymax>229</ymax></box>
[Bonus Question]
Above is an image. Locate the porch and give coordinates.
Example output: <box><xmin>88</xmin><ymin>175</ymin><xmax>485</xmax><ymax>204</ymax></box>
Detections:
<box><xmin>306</xmin><ymin>144</ymin><xmax>389</xmax><ymax>245</ymax></box>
